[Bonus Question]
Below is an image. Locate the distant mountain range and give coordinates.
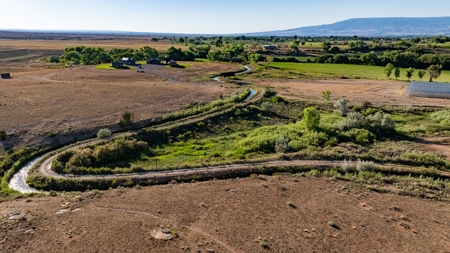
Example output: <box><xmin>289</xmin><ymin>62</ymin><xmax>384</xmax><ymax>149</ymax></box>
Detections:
<box><xmin>2</xmin><ymin>17</ymin><xmax>450</xmax><ymax>37</ymax></box>
<box><xmin>248</xmin><ymin>17</ymin><xmax>450</xmax><ymax>36</ymax></box>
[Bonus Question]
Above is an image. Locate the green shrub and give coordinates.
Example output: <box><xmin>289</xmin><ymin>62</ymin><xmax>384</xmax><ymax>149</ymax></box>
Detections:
<box><xmin>238</xmin><ymin>124</ymin><xmax>302</xmax><ymax>154</ymax></box>
<box><xmin>337</xmin><ymin>111</ymin><xmax>395</xmax><ymax>136</ymax></box>
<box><xmin>343</xmin><ymin>129</ymin><xmax>375</xmax><ymax>143</ymax></box>
<box><xmin>271</xmin><ymin>96</ymin><xmax>285</xmax><ymax>104</ymax></box>
<box><xmin>49</xmin><ymin>56</ymin><xmax>60</xmax><ymax>63</ymax></box>
<box><xmin>289</xmin><ymin>131</ymin><xmax>328</xmax><ymax>151</ymax></box>
<box><xmin>336</xmin><ymin>112</ymin><xmax>366</xmax><ymax>131</ymax></box>
<box><xmin>67</xmin><ymin>148</ymin><xmax>93</xmax><ymax>167</ymax></box>
<box><xmin>51</xmin><ymin>138</ymin><xmax>148</xmax><ymax>173</ymax></box>
<box><xmin>118</xmin><ymin>111</ymin><xmax>134</xmax><ymax>127</ymax></box>
<box><xmin>322</xmin><ymin>90</ymin><xmax>331</xmax><ymax>102</ymax></box>
<box><xmin>260</xmin><ymin>101</ymin><xmax>273</xmax><ymax>112</ymax></box>
<box><xmin>334</xmin><ymin>99</ymin><xmax>349</xmax><ymax>116</ymax></box>
<box><xmin>366</xmin><ymin>112</ymin><xmax>395</xmax><ymax>134</ymax></box>
<box><xmin>302</xmin><ymin>107</ymin><xmax>320</xmax><ymax>130</ymax></box>
<box><xmin>430</xmin><ymin>110</ymin><xmax>450</xmax><ymax>125</ymax></box>
<box><xmin>97</xmin><ymin>128</ymin><xmax>112</xmax><ymax>138</ymax></box>
<box><xmin>51</xmin><ymin>160</ymin><xmax>64</xmax><ymax>173</ymax></box>
<box><xmin>403</xmin><ymin>105</ymin><xmax>415</xmax><ymax>113</ymax></box>
<box><xmin>363</xmin><ymin>108</ymin><xmax>382</xmax><ymax>116</ymax></box>
<box><xmin>275</xmin><ymin>137</ymin><xmax>290</xmax><ymax>153</ymax></box>
<box><xmin>356</xmin><ymin>159</ymin><xmax>376</xmax><ymax>172</ymax></box>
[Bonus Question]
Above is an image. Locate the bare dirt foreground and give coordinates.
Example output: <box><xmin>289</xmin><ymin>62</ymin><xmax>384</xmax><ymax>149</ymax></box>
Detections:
<box><xmin>261</xmin><ymin>79</ymin><xmax>450</xmax><ymax>107</ymax></box>
<box><xmin>0</xmin><ymin>61</ymin><xmax>239</xmax><ymax>149</ymax></box>
<box><xmin>1</xmin><ymin>175</ymin><xmax>450</xmax><ymax>253</ymax></box>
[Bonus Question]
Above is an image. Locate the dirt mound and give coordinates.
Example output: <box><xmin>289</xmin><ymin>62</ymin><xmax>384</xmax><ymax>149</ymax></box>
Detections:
<box><xmin>1</xmin><ymin>175</ymin><xmax>449</xmax><ymax>252</ymax></box>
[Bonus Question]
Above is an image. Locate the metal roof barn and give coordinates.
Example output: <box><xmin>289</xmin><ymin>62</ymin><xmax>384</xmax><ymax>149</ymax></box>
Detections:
<box><xmin>406</xmin><ymin>81</ymin><xmax>450</xmax><ymax>99</ymax></box>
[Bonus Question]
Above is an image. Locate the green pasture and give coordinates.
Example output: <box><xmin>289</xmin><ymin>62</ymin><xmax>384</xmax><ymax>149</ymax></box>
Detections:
<box><xmin>95</xmin><ymin>63</ymin><xmax>136</xmax><ymax>70</ymax></box>
<box><xmin>269</xmin><ymin>62</ymin><xmax>450</xmax><ymax>82</ymax></box>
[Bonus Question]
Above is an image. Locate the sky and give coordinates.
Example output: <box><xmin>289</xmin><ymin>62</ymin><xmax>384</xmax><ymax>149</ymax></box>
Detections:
<box><xmin>1</xmin><ymin>0</ymin><xmax>450</xmax><ymax>34</ymax></box>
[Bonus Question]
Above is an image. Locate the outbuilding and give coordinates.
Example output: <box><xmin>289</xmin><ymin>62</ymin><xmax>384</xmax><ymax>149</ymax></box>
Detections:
<box><xmin>166</xmin><ymin>59</ymin><xmax>178</xmax><ymax>66</ymax></box>
<box><xmin>147</xmin><ymin>58</ymin><xmax>161</xmax><ymax>64</ymax></box>
<box><xmin>262</xmin><ymin>45</ymin><xmax>277</xmax><ymax>51</ymax></box>
<box><xmin>1</xmin><ymin>73</ymin><xmax>11</xmax><ymax>79</ymax></box>
<box><xmin>121</xmin><ymin>57</ymin><xmax>136</xmax><ymax>65</ymax></box>
<box><xmin>112</xmin><ymin>61</ymin><xmax>124</xmax><ymax>68</ymax></box>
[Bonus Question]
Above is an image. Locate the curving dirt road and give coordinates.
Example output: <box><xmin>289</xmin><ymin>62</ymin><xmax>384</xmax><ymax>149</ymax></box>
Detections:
<box><xmin>9</xmin><ymin>65</ymin><xmax>263</xmax><ymax>193</ymax></box>
<box><xmin>9</xmin><ymin>64</ymin><xmax>450</xmax><ymax>193</ymax></box>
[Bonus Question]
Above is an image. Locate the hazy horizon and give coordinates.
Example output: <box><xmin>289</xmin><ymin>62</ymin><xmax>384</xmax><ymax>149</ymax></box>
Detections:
<box><xmin>1</xmin><ymin>0</ymin><xmax>450</xmax><ymax>34</ymax></box>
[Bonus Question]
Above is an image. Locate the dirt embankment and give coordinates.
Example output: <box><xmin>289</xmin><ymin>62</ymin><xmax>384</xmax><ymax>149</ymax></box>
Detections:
<box><xmin>1</xmin><ymin>175</ymin><xmax>450</xmax><ymax>252</ymax></box>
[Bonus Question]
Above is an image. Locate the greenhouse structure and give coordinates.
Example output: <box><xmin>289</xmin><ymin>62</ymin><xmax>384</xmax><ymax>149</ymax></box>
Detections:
<box><xmin>406</xmin><ymin>81</ymin><xmax>450</xmax><ymax>99</ymax></box>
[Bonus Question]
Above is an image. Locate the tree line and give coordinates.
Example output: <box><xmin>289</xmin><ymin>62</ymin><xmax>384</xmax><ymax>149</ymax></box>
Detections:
<box><xmin>312</xmin><ymin>51</ymin><xmax>450</xmax><ymax>70</ymax></box>
<box><xmin>61</xmin><ymin>46</ymin><xmax>199</xmax><ymax>65</ymax></box>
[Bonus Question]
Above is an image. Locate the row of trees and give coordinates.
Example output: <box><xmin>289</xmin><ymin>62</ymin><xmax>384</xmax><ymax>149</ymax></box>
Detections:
<box><xmin>313</xmin><ymin>51</ymin><xmax>450</xmax><ymax>70</ymax></box>
<box><xmin>62</xmin><ymin>46</ymin><xmax>197</xmax><ymax>65</ymax></box>
<box><xmin>384</xmin><ymin>63</ymin><xmax>442</xmax><ymax>81</ymax></box>
<box><xmin>172</xmin><ymin>35</ymin><xmax>450</xmax><ymax>48</ymax></box>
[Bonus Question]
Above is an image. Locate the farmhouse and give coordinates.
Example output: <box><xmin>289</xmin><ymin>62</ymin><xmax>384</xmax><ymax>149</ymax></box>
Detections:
<box><xmin>1</xmin><ymin>73</ymin><xmax>11</xmax><ymax>79</ymax></box>
<box><xmin>262</xmin><ymin>45</ymin><xmax>277</xmax><ymax>51</ymax></box>
<box><xmin>111</xmin><ymin>61</ymin><xmax>123</xmax><ymax>68</ymax></box>
<box><xmin>147</xmin><ymin>58</ymin><xmax>161</xmax><ymax>64</ymax></box>
<box><xmin>121</xmin><ymin>57</ymin><xmax>136</xmax><ymax>65</ymax></box>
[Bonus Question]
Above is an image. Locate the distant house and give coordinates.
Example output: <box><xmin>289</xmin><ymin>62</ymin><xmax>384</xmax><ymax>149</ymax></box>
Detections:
<box><xmin>0</xmin><ymin>73</ymin><xmax>11</xmax><ymax>79</ymax></box>
<box><xmin>112</xmin><ymin>61</ymin><xmax>123</xmax><ymax>68</ymax></box>
<box><xmin>166</xmin><ymin>59</ymin><xmax>177</xmax><ymax>66</ymax></box>
<box><xmin>147</xmin><ymin>58</ymin><xmax>161</xmax><ymax>64</ymax></box>
<box><xmin>262</xmin><ymin>45</ymin><xmax>277</xmax><ymax>51</ymax></box>
<box><xmin>121</xmin><ymin>57</ymin><xmax>136</xmax><ymax>65</ymax></box>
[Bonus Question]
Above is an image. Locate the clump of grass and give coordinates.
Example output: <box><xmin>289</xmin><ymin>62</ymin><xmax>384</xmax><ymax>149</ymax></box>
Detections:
<box><xmin>341</xmin><ymin>159</ymin><xmax>353</xmax><ymax>172</ymax></box>
<box><xmin>356</xmin><ymin>159</ymin><xmax>376</xmax><ymax>172</ymax></box>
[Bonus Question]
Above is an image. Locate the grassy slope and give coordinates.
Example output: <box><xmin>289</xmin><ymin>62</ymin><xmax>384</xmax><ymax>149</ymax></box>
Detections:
<box><xmin>270</xmin><ymin>62</ymin><xmax>450</xmax><ymax>82</ymax></box>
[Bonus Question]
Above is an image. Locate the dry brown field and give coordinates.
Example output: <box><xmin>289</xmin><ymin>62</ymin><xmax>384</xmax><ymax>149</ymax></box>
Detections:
<box><xmin>0</xmin><ymin>39</ymin><xmax>187</xmax><ymax>51</ymax></box>
<box><xmin>1</xmin><ymin>175</ymin><xmax>450</xmax><ymax>253</ymax></box>
<box><xmin>0</xmin><ymin>61</ymin><xmax>241</xmax><ymax>148</ymax></box>
<box><xmin>259</xmin><ymin>79</ymin><xmax>450</xmax><ymax>107</ymax></box>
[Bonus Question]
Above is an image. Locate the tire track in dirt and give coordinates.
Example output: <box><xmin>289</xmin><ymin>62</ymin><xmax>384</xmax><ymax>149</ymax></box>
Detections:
<box><xmin>92</xmin><ymin>206</ymin><xmax>237</xmax><ymax>253</ymax></box>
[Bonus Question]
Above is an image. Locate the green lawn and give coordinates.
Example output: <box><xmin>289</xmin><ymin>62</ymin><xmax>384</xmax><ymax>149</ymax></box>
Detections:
<box><xmin>269</xmin><ymin>62</ymin><xmax>450</xmax><ymax>82</ymax></box>
<box><xmin>95</xmin><ymin>63</ymin><xmax>136</xmax><ymax>70</ymax></box>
